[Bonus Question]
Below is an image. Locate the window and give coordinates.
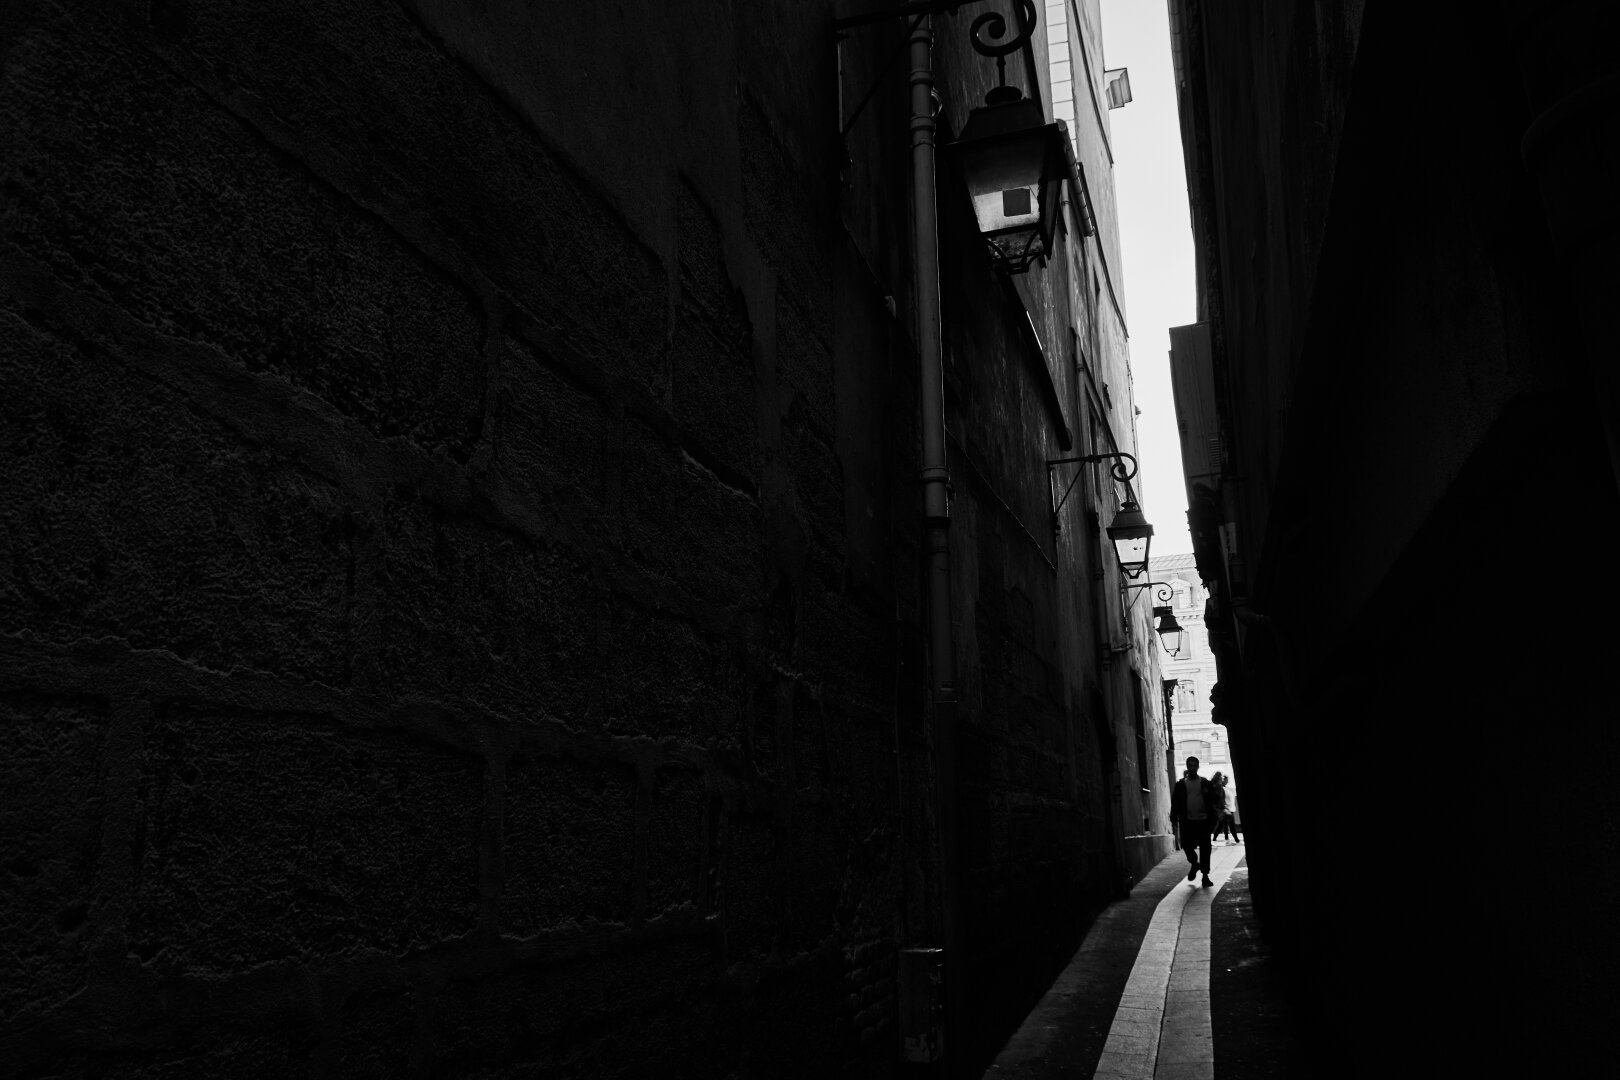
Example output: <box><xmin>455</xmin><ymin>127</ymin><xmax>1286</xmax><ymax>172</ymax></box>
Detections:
<box><xmin>1175</xmin><ymin>679</ymin><xmax>1199</xmax><ymax>713</ymax></box>
<box><xmin>1175</xmin><ymin>739</ymin><xmax>1211</xmax><ymax>767</ymax></box>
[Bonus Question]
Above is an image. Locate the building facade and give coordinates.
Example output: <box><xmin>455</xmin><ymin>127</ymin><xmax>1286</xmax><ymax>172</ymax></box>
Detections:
<box><xmin>1148</xmin><ymin>552</ymin><xmax>1234</xmax><ymax>812</ymax></box>
<box><xmin>0</xmin><ymin>1</ymin><xmax>1169</xmax><ymax>1076</ymax></box>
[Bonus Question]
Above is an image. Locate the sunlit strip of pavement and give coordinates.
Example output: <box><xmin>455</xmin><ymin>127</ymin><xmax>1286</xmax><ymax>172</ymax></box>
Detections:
<box><xmin>1092</xmin><ymin>843</ymin><xmax>1245</xmax><ymax>1080</ymax></box>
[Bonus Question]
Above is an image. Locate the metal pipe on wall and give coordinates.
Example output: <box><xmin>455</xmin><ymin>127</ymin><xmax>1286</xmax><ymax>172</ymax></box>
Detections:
<box><xmin>907</xmin><ymin>13</ymin><xmax>963</xmax><ymax>1069</ymax></box>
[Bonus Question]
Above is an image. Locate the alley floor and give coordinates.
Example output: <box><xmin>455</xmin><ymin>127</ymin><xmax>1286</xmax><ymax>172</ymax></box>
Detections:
<box><xmin>983</xmin><ymin>842</ymin><xmax>1299</xmax><ymax>1079</ymax></box>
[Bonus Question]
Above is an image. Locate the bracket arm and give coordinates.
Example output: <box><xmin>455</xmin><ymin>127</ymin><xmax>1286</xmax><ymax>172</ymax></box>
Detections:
<box><xmin>1044</xmin><ymin>451</ymin><xmax>1137</xmax><ymax>534</ymax></box>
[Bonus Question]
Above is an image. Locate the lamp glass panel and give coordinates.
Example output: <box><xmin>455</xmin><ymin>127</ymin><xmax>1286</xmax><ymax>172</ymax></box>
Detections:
<box><xmin>1112</xmin><ymin>533</ymin><xmax>1149</xmax><ymax>571</ymax></box>
<box><xmin>1161</xmin><ymin>627</ymin><xmax>1184</xmax><ymax>655</ymax></box>
<box><xmin>956</xmin><ymin>136</ymin><xmax>1048</xmax><ymax>236</ymax></box>
<box><xmin>971</xmin><ymin>185</ymin><xmax>1041</xmax><ymax>233</ymax></box>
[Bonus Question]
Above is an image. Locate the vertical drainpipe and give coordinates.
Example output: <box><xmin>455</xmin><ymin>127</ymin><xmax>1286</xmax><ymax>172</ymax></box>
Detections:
<box><xmin>909</xmin><ymin>14</ymin><xmax>963</xmax><ymax>1068</ymax></box>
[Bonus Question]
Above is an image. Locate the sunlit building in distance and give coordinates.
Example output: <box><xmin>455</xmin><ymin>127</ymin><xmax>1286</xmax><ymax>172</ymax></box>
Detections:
<box><xmin>1149</xmin><ymin>552</ymin><xmax>1236</xmax><ymax>817</ymax></box>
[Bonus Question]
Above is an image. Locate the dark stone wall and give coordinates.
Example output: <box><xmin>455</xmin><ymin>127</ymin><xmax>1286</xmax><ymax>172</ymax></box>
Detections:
<box><xmin>1175</xmin><ymin>0</ymin><xmax>1620</xmax><ymax>1072</ymax></box>
<box><xmin>1</xmin><ymin>1</ymin><xmax>1156</xmax><ymax>1075</ymax></box>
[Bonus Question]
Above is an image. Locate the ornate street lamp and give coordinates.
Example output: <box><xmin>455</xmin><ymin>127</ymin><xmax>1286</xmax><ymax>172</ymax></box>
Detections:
<box><xmin>941</xmin><ymin>1</ymin><xmax>1073</xmax><ymax>274</ymax></box>
<box><xmin>1106</xmin><ymin>497</ymin><xmax>1153</xmax><ymax>579</ymax></box>
<box><xmin>1045</xmin><ymin>452</ymin><xmax>1159</xmax><ymax>578</ymax></box>
<box><xmin>1154</xmin><ymin>605</ymin><xmax>1186</xmax><ymax>656</ymax></box>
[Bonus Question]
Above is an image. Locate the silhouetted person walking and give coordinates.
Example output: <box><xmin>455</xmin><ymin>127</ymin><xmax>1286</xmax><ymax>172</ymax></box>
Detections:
<box><xmin>1213</xmin><ymin>771</ymin><xmax>1238</xmax><ymax>843</ymax></box>
<box><xmin>1171</xmin><ymin>756</ymin><xmax>1222</xmax><ymax>886</ymax></box>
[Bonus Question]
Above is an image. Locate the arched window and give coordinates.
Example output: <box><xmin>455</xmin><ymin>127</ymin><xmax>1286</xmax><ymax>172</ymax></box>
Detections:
<box><xmin>1175</xmin><ymin>739</ymin><xmax>1211</xmax><ymax>767</ymax></box>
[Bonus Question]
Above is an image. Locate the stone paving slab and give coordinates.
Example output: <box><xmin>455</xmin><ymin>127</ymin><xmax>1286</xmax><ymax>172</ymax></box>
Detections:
<box><xmin>1094</xmin><ymin>1049</ymin><xmax>1153</xmax><ymax>1077</ymax></box>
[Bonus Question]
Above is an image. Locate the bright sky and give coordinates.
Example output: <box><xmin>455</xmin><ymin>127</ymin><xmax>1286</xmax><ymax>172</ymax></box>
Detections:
<box><xmin>1100</xmin><ymin>0</ymin><xmax>1197</xmax><ymax>555</ymax></box>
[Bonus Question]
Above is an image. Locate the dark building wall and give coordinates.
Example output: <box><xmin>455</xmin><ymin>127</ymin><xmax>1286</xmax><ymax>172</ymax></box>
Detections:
<box><xmin>1</xmin><ymin>1</ymin><xmax>1160</xmax><ymax>1076</ymax></box>
<box><xmin>1170</xmin><ymin>0</ymin><xmax>1620</xmax><ymax>1073</ymax></box>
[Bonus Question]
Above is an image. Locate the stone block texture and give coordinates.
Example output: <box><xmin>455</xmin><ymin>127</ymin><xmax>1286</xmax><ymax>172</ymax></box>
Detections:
<box><xmin>1</xmin><ymin>1</ymin><xmax>1143</xmax><ymax>1076</ymax></box>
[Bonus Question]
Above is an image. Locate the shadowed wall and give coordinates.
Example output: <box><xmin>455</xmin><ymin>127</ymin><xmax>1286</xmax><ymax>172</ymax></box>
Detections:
<box><xmin>1</xmin><ymin>1</ymin><xmax>1165</xmax><ymax>1076</ymax></box>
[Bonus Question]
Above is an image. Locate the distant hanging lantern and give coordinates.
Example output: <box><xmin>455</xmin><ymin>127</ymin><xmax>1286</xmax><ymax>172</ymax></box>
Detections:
<box><xmin>1154</xmin><ymin>605</ymin><xmax>1185</xmax><ymax>656</ymax></box>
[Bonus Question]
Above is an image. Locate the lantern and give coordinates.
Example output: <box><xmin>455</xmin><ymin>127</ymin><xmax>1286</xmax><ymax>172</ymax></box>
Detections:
<box><xmin>1154</xmin><ymin>605</ymin><xmax>1186</xmax><ymax>656</ymax></box>
<box><xmin>945</xmin><ymin>87</ymin><xmax>1072</xmax><ymax>274</ymax></box>
<box><xmin>1106</xmin><ymin>498</ymin><xmax>1154</xmax><ymax>579</ymax></box>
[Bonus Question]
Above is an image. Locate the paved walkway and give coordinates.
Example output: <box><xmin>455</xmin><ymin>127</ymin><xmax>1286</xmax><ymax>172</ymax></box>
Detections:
<box><xmin>983</xmin><ymin>842</ymin><xmax>1250</xmax><ymax>1079</ymax></box>
<box><xmin>1092</xmin><ymin>844</ymin><xmax>1245</xmax><ymax>1079</ymax></box>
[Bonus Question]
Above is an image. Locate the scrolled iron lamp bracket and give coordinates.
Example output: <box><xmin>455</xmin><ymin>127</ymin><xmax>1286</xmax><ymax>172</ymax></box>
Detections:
<box><xmin>1045</xmin><ymin>451</ymin><xmax>1137</xmax><ymax>536</ymax></box>
<box><xmin>967</xmin><ymin>0</ymin><xmax>1037</xmax><ymax>93</ymax></box>
<box><xmin>833</xmin><ymin>1</ymin><xmax>1035</xmax><ymax>139</ymax></box>
<box><xmin>1144</xmin><ymin>581</ymin><xmax>1188</xmax><ymax>657</ymax></box>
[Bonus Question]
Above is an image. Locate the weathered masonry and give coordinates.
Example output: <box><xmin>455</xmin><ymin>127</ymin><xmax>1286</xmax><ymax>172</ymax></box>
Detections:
<box><xmin>1</xmin><ymin>2</ymin><xmax>1169</xmax><ymax>1075</ymax></box>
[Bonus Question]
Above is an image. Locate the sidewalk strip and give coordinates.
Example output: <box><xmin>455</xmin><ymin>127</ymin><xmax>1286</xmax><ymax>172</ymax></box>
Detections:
<box><xmin>1093</xmin><ymin>844</ymin><xmax>1244</xmax><ymax>1080</ymax></box>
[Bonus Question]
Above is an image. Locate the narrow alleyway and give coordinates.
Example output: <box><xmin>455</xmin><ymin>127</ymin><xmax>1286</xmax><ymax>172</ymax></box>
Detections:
<box><xmin>985</xmin><ymin>843</ymin><xmax>1297</xmax><ymax>1079</ymax></box>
